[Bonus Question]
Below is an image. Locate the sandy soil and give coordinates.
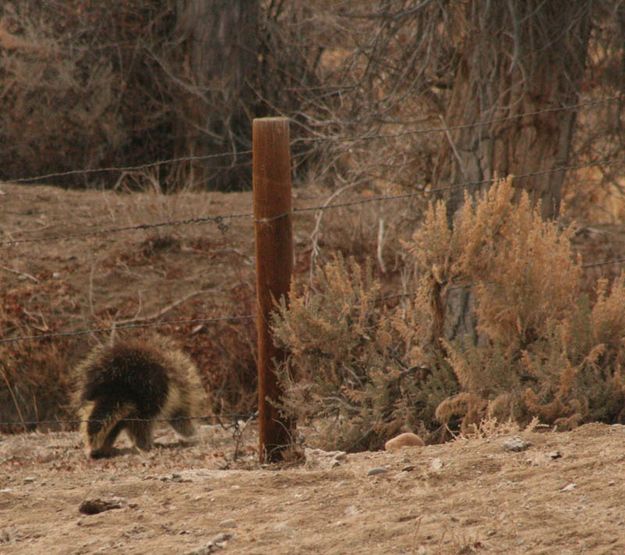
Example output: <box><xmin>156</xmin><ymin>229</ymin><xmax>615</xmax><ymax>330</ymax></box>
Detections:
<box><xmin>2</xmin><ymin>423</ymin><xmax>625</xmax><ymax>554</ymax></box>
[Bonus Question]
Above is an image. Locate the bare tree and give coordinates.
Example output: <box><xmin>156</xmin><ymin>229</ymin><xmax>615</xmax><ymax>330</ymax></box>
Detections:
<box><xmin>175</xmin><ymin>0</ymin><xmax>260</xmax><ymax>190</ymax></box>
<box><xmin>426</xmin><ymin>1</ymin><xmax>594</xmax><ymax>343</ymax></box>
<box><xmin>433</xmin><ymin>1</ymin><xmax>593</xmax><ymax>221</ymax></box>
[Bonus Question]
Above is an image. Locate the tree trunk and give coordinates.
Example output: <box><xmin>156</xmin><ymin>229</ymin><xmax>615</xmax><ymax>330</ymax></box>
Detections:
<box><xmin>433</xmin><ymin>1</ymin><xmax>592</xmax><ymax>342</ymax></box>
<box><xmin>175</xmin><ymin>0</ymin><xmax>260</xmax><ymax>190</ymax></box>
<box><xmin>434</xmin><ymin>1</ymin><xmax>592</xmax><ymax>222</ymax></box>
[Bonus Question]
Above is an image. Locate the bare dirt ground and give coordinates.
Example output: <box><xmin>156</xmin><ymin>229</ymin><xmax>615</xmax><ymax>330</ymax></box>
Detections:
<box><xmin>3</xmin><ymin>423</ymin><xmax>625</xmax><ymax>554</ymax></box>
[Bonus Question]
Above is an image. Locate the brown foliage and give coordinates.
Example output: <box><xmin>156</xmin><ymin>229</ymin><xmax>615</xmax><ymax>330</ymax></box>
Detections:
<box><xmin>407</xmin><ymin>178</ymin><xmax>625</xmax><ymax>431</ymax></box>
<box><xmin>272</xmin><ymin>255</ymin><xmax>456</xmax><ymax>451</ymax></box>
<box><xmin>276</xmin><ymin>178</ymin><xmax>625</xmax><ymax>451</ymax></box>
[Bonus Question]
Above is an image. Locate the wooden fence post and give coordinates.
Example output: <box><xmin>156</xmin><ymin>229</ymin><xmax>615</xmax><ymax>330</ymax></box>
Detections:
<box><xmin>253</xmin><ymin>117</ymin><xmax>294</xmax><ymax>463</ymax></box>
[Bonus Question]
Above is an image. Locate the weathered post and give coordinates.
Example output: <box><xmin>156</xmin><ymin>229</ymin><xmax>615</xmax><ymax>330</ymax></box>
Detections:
<box><xmin>253</xmin><ymin>117</ymin><xmax>294</xmax><ymax>462</ymax></box>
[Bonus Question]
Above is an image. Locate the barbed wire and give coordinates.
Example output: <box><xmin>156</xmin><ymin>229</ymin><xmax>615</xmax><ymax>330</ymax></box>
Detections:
<box><xmin>2</xmin><ymin>248</ymin><xmax>625</xmax><ymax>347</ymax></box>
<box><xmin>377</xmin><ymin>256</ymin><xmax>625</xmax><ymax>305</ymax></box>
<box><xmin>3</xmin><ymin>156</ymin><xmax>621</xmax><ymax>248</ymax></box>
<box><xmin>285</xmin><ymin>156</ymin><xmax>622</xmax><ymax>218</ymax></box>
<box><xmin>3</xmin><ymin>95</ymin><xmax>619</xmax><ymax>187</ymax></box>
<box><xmin>293</xmin><ymin>95</ymin><xmax>624</xmax><ymax>144</ymax></box>
<box><xmin>0</xmin><ymin>412</ymin><xmax>257</xmax><ymax>429</ymax></box>
<box><xmin>580</xmin><ymin>256</ymin><xmax>625</xmax><ymax>270</ymax></box>
<box><xmin>4</xmin><ymin>151</ymin><xmax>252</xmax><ymax>184</ymax></box>
<box><xmin>0</xmin><ymin>211</ymin><xmax>253</xmax><ymax>247</ymax></box>
<box><xmin>0</xmin><ymin>314</ymin><xmax>254</xmax><ymax>345</ymax></box>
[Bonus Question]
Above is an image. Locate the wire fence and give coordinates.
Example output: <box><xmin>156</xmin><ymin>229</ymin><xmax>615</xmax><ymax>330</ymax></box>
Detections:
<box><xmin>0</xmin><ymin>410</ymin><xmax>259</xmax><ymax>461</ymax></box>
<box><xmin>1</xmin><ymin>251</ymin><xmax>624</xmax><ymax>349</ymax></box>
<box><xmin>293</xmin><ymin>95</ymin><xmax>624</xmax><ymax>144</ymax></box>
<box><xmin>2</xmin><ymin>95</ymin><xmax>625</xmax><ymax>441</ymax></box>
<box><xmin>2</xmin><ymin>94</ymin><xmax>620</xmax><ymax>186</ymax></box>
<box><xmin>0</xmin><ymin>315</ymin><xmax>255</xmax><ymax>345</ymax></box>
<box><xmin>6</xmin><ymin>151</ymin><xmax>253</xmax><ymax>184</ymax></box>
<box><xmin>0</xmin><ymin>412</ymin><xmax>257</xmax><ymax>429</ymax></box>
<box><xmin>2</xmin><ymin>155</ymin><xmax>622</xmax><ymax>247</ymax></box>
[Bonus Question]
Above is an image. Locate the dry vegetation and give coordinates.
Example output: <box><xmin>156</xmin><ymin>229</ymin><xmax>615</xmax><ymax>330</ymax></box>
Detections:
<box><xmin>4</xmin><ymin>7</ymin><xmax>625</xmax><ymax>554</ymax></box>
<box><xmin>2</xmin><ymin>0</ymin><xmax>625</xmax><ymax>444</ymax></box>
<box><xmin>272</xmin><ymin>179</ymin><xmax>625</xmax><ymax>451</ymax></box>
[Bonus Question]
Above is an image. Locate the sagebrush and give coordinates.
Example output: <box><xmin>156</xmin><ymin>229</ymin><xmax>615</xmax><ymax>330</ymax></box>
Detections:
<box><xmin>274</xmin><ymin>178</ymin><xmax>625</xmax><ymax>450</ymax></box>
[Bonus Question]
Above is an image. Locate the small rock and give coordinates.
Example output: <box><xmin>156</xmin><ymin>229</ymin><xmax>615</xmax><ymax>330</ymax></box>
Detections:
<box><xmin>527</xmin><ymin>450</ymin><xmax>561</xmax><ymax>466</ymax></box>
<box><xmin>219</xmin><ymin>519</ymin><xmax>237</xmax><ymax>529</ymax></box>
<box><xmin>401</xmin><ymin>464</ymin><xmax>416</xmax><ymax>472</ymax></box>
<box><xmin>23</xmin><ymin>477</ymin><xmax>36</xmax><ymax>484</ymax></box>
<box><xmin>52</xmin><ymin>272</ymin><xmax>61</xmax><ymax>279</ymax></box>
<box><xmin>502</xmin><ymin>436</ymin><xmax>531</xmax><ymax>452</ymax></box>
<box><xmin>185</xmin><ymin>533</ymin><xmax>233</xmax><ymax>555</ymax></box>
<box><xmin>367</xmin><ymin>467</ymin><xmax>388</xmax><ymax>476</ymax></box>
<box><xmin>561</xmin><ymin>483</ymin><xmax>576</xmax><ymax>492</ymax></box>
<box><xmin>304</xmin><ymin>448</ymin><xmax>347</xmax><ymax>469</ymax></box>
<box><xmin>79</xmin><ymin>497</ymin><xmax>125</xmax><ymax>515</ymax></box>
<box><xmin>159</xmin><ymin>471</ymin><xmax>196</xmax><ymax>483</ymax></box>
<box><xmin>384</xmin><ymin>432</ymin><xmax>425</xmax><ymax>452</ymax></box>
<box><xmin>609</xmin><ymin>480</ymin><xmax>616</xmax><ymax>486</ymax></box>
<box><xmin>344</xmin><ymin>505</ymin><xmax>359</xmax><ymax>516</ymax></box>
<box><xmin>430</xmin><ymin>458</ymin><xmax>443</xmax><ymax>472</ymax></box>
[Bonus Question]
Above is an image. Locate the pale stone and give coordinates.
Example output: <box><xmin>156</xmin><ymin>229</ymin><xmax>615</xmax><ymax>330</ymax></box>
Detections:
<box><xmin>384</xmin><ymin>432</ymin><xmax>425</xmax><ymax>452</ymax></box>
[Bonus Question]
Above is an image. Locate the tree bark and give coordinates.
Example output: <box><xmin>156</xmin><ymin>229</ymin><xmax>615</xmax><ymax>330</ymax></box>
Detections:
<box><xmin>434</xmin><ymin>1</ymin><xmax>593</xmax><ymax>222</ymax></box>
<box><xmin>176</xmin><ymin>0</ymin><xmax>260</xmax><ymax>190</ymax></box>
<box><xmin>433</xmin><ymin>1</ymin><xmax>593</xmax><ymax>343</ymax></box>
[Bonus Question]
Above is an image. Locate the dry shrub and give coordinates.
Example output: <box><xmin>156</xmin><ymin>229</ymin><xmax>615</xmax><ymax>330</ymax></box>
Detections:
<box><xmin>272</xmin><ymin>255</ymin><xmax>456</xmax><ymax>451</ymax></box>
<box><xmin>0</xmin><ymin>339</ymin><xmax>79</xmax><ymax>432</ymax></box>
<box><xmin>408</xmin><ymin>178</ymin><xmax>625</xmax><ymax>431</ymax></box>
<box><xmin>0</xmin><ymin>283</ymin><xmax>82</xmax><ymax>431</ymax></box>
<box><xmin>276</xmin><ymin>178</ymin><xmax>625</xmax><ymax>450</ymax></box>
<box><xmin>0</xmin><ymin>2</ymin><xmax>129</xmax><ymax>183</ymax></box>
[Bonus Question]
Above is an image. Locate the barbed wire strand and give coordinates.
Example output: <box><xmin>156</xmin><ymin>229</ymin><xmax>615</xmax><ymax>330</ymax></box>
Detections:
<box><xmin>2</xmin><ymin>250</ymin><xmax>625</xmax><ymax>347</ymax></box>
<box><xmin>293</xmin><ymin>95</ymin><xmax>624</xmax><ymax>144</ymax></box>
<box><xmin>0</xmin><ymin>314</ymin><xmax>254</xmax><ymax>345</ymax></box>
<box><xmin>5</xmin><ymin>151</ymin><xmax>253</xmax><ymax>184</ymax></box>
<box><xmin>0</xmin><ymin>412</ymin><xmax>258</xmax><ymax>429</ymax></box>
<box><xmin>3</xmin><ymin>95</ymin><xmax>619</xmax><ymax>186</ymax></box>
<box><xmin>0</xmin><ymin>212</ymin><xmax>253</xmax><ymax>246</ymax></box>
<box><xmin>2</xmin><ymin>156</ymin><xmax>620</xmax><ymax>247</ymax></box>
<box><xmin>283</xmin><ymin>156</ymin><xmax>623</xmax><ymax>220</ymax></box>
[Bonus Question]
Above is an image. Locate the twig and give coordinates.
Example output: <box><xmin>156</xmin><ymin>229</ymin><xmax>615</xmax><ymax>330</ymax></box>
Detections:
<box><xmin>309</xmin><ymin>184</ymin><xmax>358</xmax><ymax>284</ymax></box>
<box><xmin>88</xmin><ymin>261</ymin><xmax>97</xmax><ymax>317</ymax></box>
<box><xmin>0</xmin><ymin>368</ymin><xmax>26</xmax><ymax>430</ymax></box>
<box><xmin>232</xmin><ymin>411</ymin><xmax>258</xmax><ymax>461</ymax></box>
<box><xmin>0</xmin><ymin>264</ymin><xmax>39</xmax><ymax>283</ymax></box>
<box><xmin>114</xmin><ymin>289</ymin><xmax>214</xmax><ymax>326</ymax></box>
<box><xmin>439</xmin><ymin>114</ymin><xmax>467</xmax><ymax>180</ymax></box>
<box><xmin>376</xmin><ymin>218</ymin><xmax>386</xmax><ymax>274</ymax></box>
